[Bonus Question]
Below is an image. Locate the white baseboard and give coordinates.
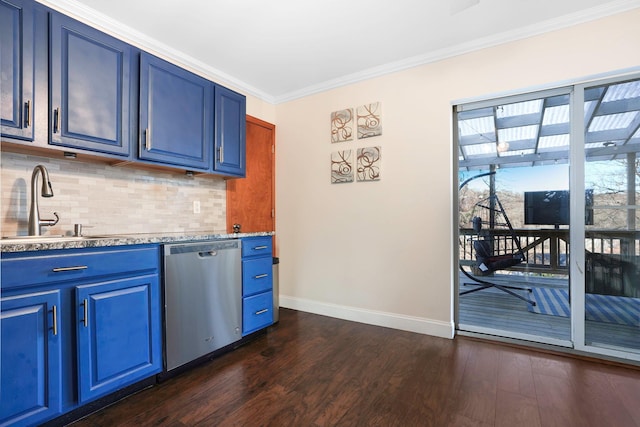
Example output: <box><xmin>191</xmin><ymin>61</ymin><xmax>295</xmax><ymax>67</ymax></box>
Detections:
<box><xmin>279</xmin><ymin>295</ymin><xmax>454</xmax><ymax>339</ymax></box>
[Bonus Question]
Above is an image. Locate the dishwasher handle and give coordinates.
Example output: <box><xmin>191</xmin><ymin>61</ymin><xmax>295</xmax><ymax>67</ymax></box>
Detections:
<box><xmin>198</xmin><ymin>251</ymin><xmax>219</xmax><ymax>257</ymax></box>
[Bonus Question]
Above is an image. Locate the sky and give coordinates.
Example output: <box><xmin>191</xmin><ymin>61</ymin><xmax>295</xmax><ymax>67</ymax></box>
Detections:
<box><xmin>460</xmin><ymin>164</ymin><xmax>569</xmax><ymax>192</ymax></box>
<box><xmin>460</xmin><ymin>161</ymin><xmax>630</xmax><ymax>193</ymax></box>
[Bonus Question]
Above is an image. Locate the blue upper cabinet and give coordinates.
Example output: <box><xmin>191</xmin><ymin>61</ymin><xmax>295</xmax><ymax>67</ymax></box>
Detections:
<box><xmin>49</xmin><ymin>12</ymin><xmax>131</xmax><ymax>156</ymax></box>
<box><xmin>214</xmin><ymin>85</ymin><xmax>246</xmax><ymax>177</ymax></box>
<box><xmin>139</xmin><ymin>52</ymin><xmax>213</xmax><ymax>170</ymax></box>
<box><xmin>0</xmin><ymin>0</ymin><xmax>35</xmax><ymax>141</ymax></box>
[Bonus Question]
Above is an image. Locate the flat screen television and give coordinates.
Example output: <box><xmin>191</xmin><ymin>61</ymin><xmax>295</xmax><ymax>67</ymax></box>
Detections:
<box><xmin>524</xmin><ymin>190</ymin><xmax>593</xmax><ymax>226</ymax></box>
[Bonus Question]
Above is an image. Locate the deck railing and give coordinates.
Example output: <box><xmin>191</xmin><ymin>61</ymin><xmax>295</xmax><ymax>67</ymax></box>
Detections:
<box><xmin>459</xmin><ymin>228</ymin><xmax>640</xmax><ymax>296</ymax></box>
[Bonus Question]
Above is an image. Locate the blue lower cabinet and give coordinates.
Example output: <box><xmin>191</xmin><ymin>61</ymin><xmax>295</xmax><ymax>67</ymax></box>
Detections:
<box><xmin>243</xmin><ymin>291</ymin><xmax>274</xmax><ymax>335</ymax></box>
<box><xmin>1</xmin><ymin>245</ymin><xmax>162</xmax><ymax>426</ymax></box>
<box><xmin>241</xmin><ymin>236</ymin><xmax>274</xmax><ymax>336</ymax></box>
<box><xmin>76</xmin><ymin>274</ymin><xmax>162</xmax><ymax>403</ymax></box>
<box><xmin>0</xmin><ymin>290</ymin><xmax>62</xmax><ymax>427</ymax></box>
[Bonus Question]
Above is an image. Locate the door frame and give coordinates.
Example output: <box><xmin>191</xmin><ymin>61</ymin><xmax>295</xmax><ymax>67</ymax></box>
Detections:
<box><xmin>453</xmin><ymin>71</ymin><xmax>640</xmax><ymax>362</ymax></box>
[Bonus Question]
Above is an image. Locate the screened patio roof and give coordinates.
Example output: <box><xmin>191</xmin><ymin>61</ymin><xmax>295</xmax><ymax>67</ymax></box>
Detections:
<box><xmin>457</xmin><ymin>79</ymin><xmax>640</xmax><ymax>170</ymax></box>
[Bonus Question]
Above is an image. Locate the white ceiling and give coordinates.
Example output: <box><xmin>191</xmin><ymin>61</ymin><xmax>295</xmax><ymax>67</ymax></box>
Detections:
<box><xmin>45</xmin><ymin>0</ymin><xmax>640</xmax><ymax>103</ymax></box>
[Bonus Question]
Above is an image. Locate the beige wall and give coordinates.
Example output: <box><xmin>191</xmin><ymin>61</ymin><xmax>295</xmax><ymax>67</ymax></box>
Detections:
<box><xmin>274</xmin><ymin>9</ymin><xmax>640</xmax><ymax>337</ymax></box>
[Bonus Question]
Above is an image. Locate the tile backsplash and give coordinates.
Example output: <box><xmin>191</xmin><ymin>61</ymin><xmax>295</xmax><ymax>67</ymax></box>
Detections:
<box><xmin>1</xmin><ymin>151</ymin><xmax>227</xmax><ymax>237</ymax></box>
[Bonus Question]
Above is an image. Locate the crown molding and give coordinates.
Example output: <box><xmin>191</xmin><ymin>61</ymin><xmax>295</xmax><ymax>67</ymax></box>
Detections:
<box><xmin>38</xmin><ymin>0</ymin><xmax>640</xmax><ymax>106</ymax></box>
<box><xmin>274</xmin><ymin>0</ymin><xmax>640</xmax><ymax>103</ymax></box>
<box><xmin>36</xmin><ymin>0</ymin><xmax>277</xmax><ymax>104</ymax></box>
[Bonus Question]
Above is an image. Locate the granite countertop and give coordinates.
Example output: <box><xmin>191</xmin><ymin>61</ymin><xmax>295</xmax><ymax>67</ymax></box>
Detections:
<box><xmin>0</xmin><ymin>231</ymin><xmax>274</xmax><ymax>253</ymax></box>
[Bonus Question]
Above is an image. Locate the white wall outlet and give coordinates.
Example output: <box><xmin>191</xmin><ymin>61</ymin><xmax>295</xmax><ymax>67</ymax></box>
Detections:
<box><xmin>193</xmin><ymin>200</ymin><xmax>201</xmax><ymax>214</ymax></box>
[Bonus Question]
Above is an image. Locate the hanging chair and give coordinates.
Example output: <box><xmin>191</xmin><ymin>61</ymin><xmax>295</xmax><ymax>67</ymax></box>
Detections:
<box><xmin>459</xmin><ymin>171</ymin><xmax>535</xmax><ymax>306</ymax></box>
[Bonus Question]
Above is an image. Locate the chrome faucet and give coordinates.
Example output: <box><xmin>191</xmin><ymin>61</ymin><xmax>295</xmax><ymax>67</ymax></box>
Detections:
<box><xmin>28</xmin><ymin>165</ymin><xmax>59</xmax><ymax>236</ymax></box>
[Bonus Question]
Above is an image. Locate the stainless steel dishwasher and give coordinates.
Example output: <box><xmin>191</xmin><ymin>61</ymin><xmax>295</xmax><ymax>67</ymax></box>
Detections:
<box><xmin>163</xmin><ymin>239</ymin><xmax>242</xmax><ymax>371</ymax></box>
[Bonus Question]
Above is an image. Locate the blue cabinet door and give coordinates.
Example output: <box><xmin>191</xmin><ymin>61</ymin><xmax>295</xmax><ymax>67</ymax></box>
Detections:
<box><xmin>214</xmin><ymin>85</ymin><xmax>246</xmax><ymax>176</ymax></box>
<box><xmin>76</xmin><ymin>274</ymin><xmax>162</xmax><ymax>403</ymax></box>
<box><xmin>49</xmin><ymin>12</ymin><xmax>131</xmax><ymax>156</ymax></box>
<box><xmin>0</xmin><ymin>290</ymin><xmax>62</xmax><ymax>426</ymax></box>
<box><xmin>0</xmin><ymin>0</ymin><xmax>35</xmax><ymax>141</ymax></box>
<box><xmin>139</xmin><ymin>52</ymin><xmax>213</xmax><ymax>170</ymax></box>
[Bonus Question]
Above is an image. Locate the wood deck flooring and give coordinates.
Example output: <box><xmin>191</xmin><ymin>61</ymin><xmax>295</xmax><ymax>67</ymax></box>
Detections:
<box><xmin>458</xmin><ymin>272</ymin><xmax>640</xmax><ymax>351</ymax></box>
<box><xmin>69</xmin><ymin>308</ymin><xmax>640</xmax><ymax>427</ymax></box>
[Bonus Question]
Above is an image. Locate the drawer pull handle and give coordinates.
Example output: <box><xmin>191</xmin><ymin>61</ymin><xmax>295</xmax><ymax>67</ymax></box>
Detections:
<box><xmin>82</xmin><ymin>299</ymin><xmax>89</xmax><ymax>327</ymax></box>
<box><xmin>52</xmin><ymin>305</ymin><xmax>58</xmax><ymax>336</ymax></box>
<box><xmin>255</xmin><ymin>308</ymin><xmax>269</xmax><ymax>315</ymax></box>
<box><xmin>254</xmin><ymin>273</ymin><xmax>268</xmax><ymax>279</ymax></box>
<box><xmin>253</xmin><ymin>246</ymin><xmax>268</xmax><ymax>250</ymax></box>
<box><xmin>52</xmin><ymin>265</ymin><xmax>88</xmax><ymax>272</ymax></box>
<box><xmin>24</xmin><ymin>100</ymin><xmax>31</xmax><ymax>128</ymax></box>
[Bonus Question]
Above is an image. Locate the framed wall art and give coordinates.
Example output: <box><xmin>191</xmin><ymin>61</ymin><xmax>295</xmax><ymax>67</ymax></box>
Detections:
<box><xmin>331</xmin><ymin>150</ymin><xmax>354</xmax><ymax>183</ymax></box>
<box><xmin>356</xmin><ymin>146</ymin><xmax>381</xmax><ymax>181</ymax></box>
<box><xmin>357</xmin><ymin>102</ymin><xmax>382</xmax><ymax>139</ymax></box>
<box><xmin>331</xmin><ymin>108</ymin><xmax>354</xmax><ymax>143</ymax></box>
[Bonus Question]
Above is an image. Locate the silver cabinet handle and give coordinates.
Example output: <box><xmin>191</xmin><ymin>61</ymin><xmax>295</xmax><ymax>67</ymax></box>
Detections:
<box><xmin>24</xmin><ymin>100</ymin><xmax>31</xmax><ymax>128</ymax></box>
<box><xmin>52</xmin><ymin>305</ymin><xmax>58</xmax><ymax>336</ymax></box>
<box><xmin>255</xmin><ymin>308</ymin><xmax>269</xmax><ymax>315</ymax></box>
<box><xmin>52</xmin><ymin>265</ymin><xmax>88</xmax><ymax>272</ymax></box>
<box><xmin>254</xmin><ymin>273</ymin><xmax>268</xmax><ymax>279</ymax></box>
<box><xmin>253</xmin><ymin>246</ymin><xmax>268</xmax><ymax>250</ymax></box>
<box><xmin>53</xmin><ymin>107</ymin><xmax>60</xmax><ymax>133</ymax></box>
<box><xmin>218</xmin><ymin>146</ymin><xmax>224</xmax><ymax>163</ymax></box>
<box><xmin>82</xmin><ymin>298</ymin><xmax>88</xmax><ymax>327</ymax></box>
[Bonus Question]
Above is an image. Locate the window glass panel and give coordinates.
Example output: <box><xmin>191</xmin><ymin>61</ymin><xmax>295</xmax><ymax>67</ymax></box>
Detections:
<box><xmin>583</xmin><ymin>77</ymin><xmax>640</xmax><ymax>354</ymax></box>
<box><xmin>457</xmin><ymin>91</ymin><xmax>571</xmax><ymax>345</ymax></box>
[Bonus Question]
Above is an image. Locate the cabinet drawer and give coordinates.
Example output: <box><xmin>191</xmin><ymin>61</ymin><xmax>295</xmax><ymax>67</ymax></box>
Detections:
<box><xmin>241</xmin><ymin>237</ymin><xmax>272</xmax><ymax>258</ymax></box>
<box><xmin>242</xmin><ymin>258</ymin><xmax>272</xmax><ymax>296</ymax></box>
<box><xmin>1</xmin><ymin>246</ymin><xmax>159</xmax><ymax>291</ymax></box>
<box><xmin>243</xmin><ymin>291</ymin><xmax>273</xmax><ymax>335</ymax></box>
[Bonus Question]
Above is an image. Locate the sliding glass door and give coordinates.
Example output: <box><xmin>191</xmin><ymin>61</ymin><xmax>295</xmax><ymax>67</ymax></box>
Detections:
<box><xmin>580</xmin><ymin>78</ymin><xmax>640</xmax><ymax>355</ymax></box>
<box><xmin>456</xmin><ymin>88</ymin><xmax>573</xmax><ymax>345</ymax></box>
<box><xmin>456</xmin><ymin>73</ymin><xmax>640</xmax><ymax>360</ymax></box>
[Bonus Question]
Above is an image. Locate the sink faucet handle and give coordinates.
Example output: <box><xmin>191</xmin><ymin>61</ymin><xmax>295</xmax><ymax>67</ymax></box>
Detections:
<box><xmin>41</xmin><ymin>212</ymin><xmax>60</xmax><ymax>227</ymax></box>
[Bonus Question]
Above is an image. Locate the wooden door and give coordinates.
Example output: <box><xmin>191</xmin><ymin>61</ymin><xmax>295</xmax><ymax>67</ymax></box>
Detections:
<box><xmin>227</xmin><ymin>116</ymin><xmax>275</xmax><ymax>245</ymax></box>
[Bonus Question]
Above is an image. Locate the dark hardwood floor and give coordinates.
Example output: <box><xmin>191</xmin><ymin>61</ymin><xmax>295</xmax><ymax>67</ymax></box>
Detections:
<box><xmin>71</xmin><ymin>308</ymin><xmax>640</xmax><ymax>427</ymax></box>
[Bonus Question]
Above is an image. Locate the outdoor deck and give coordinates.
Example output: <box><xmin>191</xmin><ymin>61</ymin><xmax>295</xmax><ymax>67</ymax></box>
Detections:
<box><xmin>457</xmin><ymin>272</ymin><xmax>640</xmax><ymax>352</ymax></box>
